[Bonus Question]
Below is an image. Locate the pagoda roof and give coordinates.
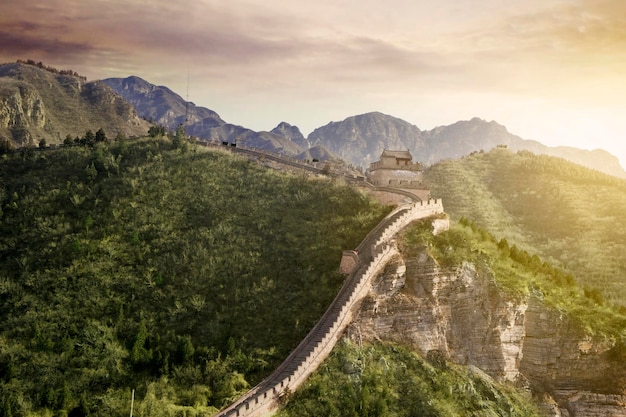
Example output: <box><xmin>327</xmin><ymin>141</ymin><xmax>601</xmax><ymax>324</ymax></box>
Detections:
<box><xmin>381</xmin><ymin>149</ymin><xmax>413</xmax><ymax>160</ymax></box>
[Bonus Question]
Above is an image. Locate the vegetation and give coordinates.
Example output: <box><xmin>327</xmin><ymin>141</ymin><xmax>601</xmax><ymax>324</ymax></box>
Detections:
<box><xmin>0</xmin><ymin>137</ymin><xmax>389</xmax><ymax>416</ymax></box>
<box><xmin>424</xmin><ymin>148</ymin><xmax>626</xmax><ymax>306</ymax></box>
<box><xmin>3</xmin><ymin>138</ymin><xmax>624</xmax><ymax>416</ymax></box>
<box><xmin>278</xmin><ymin>339</ymin><xmax>541</xmax><ymax>417</ymax></box>
<box><xmin>400</xmin><ymin>218</ymin><xmax>626</xmax><ymax>340</ymax></box>
<box><xmin>14</xmin><ymin>59</ymin><xmax>87</xmax><ymax>80</ymax></box>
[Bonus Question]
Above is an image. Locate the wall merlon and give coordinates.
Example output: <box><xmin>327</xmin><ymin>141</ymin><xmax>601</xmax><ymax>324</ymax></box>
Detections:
<box><xmin>213</xmin><ymin>198</ymin><xmax>445</xmax><ymax>417</ymax></box>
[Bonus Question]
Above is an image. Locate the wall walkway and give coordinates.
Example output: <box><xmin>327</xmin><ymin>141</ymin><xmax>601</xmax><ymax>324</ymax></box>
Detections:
<box><xmin>212</xmin><ymin>199</ymin><xmax>444</xmax><ymax>417</ymax></box>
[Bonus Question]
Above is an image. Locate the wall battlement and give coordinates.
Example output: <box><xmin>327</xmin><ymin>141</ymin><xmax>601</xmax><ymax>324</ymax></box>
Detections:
<box><xmin>213</xmin><ymin>199</ymin><xmax>445</xmax><ymax>417</ymax></box>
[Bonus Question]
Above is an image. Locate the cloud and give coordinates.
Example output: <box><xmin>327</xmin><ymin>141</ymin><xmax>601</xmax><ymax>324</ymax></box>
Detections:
<box><xmin>3</xmin><ymin>0</ymin><xmax>625</xmax><ymax>109</ymax></box>
<box><xmin>0</xmin><ymin>23</ymin><xmax>93</xmax><ymax>60</ymax></box>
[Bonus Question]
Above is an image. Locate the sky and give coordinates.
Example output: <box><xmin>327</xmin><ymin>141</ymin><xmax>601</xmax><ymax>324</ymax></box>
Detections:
<box><xmin>1</xmin><ymin>0</ymin><xmax>625</xmax><ymax>167</ymax></box>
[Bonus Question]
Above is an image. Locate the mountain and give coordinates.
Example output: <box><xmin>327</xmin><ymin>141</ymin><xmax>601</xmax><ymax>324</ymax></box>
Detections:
<box><xmin>0</xmin><ymin>62</ymin><xmax>149</xmax><ymax>147</ymax></box>
<box><xmin>101</xmin><ymin>75</ymin><xmax>225</xmax><ymax>129</ymax></box>
<box><xmin>102</xmin><ymin>76</ymin><xmax>307</xmax><ymax>155</ymax></box>
<box><xmin>307</xmin><ymin>112</ymin><xmax>626</xmax><ymax>178</ymax></box>
<box><xmin>102</xmin><ymin>76</ymin><xmax>624</xmax><ymax>176</ymax></box>
<box><xmin>1</xmin><ymin>136</ymin><xmax>624</xmax><ymax>415</ymax></box>
<box><xmin>307</xmin><ymin>111</ymin><xmax>427</xmax><ymax>166</ymax></box>
<box><xmin>425</xmin><ymin>117</ymin><xmax>626</xmax><ymax>177</ymax></box>
<box><xmin>0</xmin><ymin>137</ymin><xmax>389</xmax><ymax>416</ymax></box>
<box><xmin>271</xmin><ymin>122</ymin><xmax>308</xmax><ymax>149</ymax></box>
<box><xmin>296</xmin><ymin>145</ymin><xmax>343</xmax><ymax>163</ymax></box>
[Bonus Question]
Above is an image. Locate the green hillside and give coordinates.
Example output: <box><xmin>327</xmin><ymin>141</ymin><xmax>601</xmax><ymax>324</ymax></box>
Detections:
<box><xmin>278</xmin><ymin>339</ymin><xmax>541</xmax><ymax>417</ymax></box>
<box><xmin>0</xmin><ymin>137</ymin><xmax>389</xmax><ymax>416</ymax></box>
<box><xmin>424</xmin><ymin>148</ymin><xmax>626</xmax><ymax>306</ymax></box>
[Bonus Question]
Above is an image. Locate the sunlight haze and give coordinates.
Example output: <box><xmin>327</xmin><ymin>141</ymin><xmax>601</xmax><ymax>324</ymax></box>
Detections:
<box><xmin>2</xmin><ymin>0</ymin><xmax>625</xmax><ymax>167</ymax></box>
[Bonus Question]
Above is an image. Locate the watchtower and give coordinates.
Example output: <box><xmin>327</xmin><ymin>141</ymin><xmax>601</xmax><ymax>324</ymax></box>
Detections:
<box><xmin>367</xmin><ymin>149</ymin><xmax>424</xmax><ymax>188</ymax></box>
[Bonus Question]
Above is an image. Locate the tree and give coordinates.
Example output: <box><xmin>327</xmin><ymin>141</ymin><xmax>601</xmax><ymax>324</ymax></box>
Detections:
<box><xmin>148</xmin><ymin>125</ymin><xmax>166</xmax><ymax>138</ymax></box>
<box><xmin>130</xmin><ymin>320</ymin><xmax>153</xmax><ymax>367</ymax></box>
<box><xmin>85</xmin><ymin>162</ymin><xmax>98</xmax><ymax>182</ymax></box>
<box><xmin>82</xmin><ymin>130</ymin><xmax>95</xmax><ymax>147</ymax></box>
<box><xmin>64</xmin><ymin>134</ymin><xmax>74</xmax><ymax>147</ymax></box>
<box><xmin>0</xmin><ymin>137</ymin><xmax>12</xmax><ymax>155</ymax></box>
<box><xmin>172</xmin><ymin>124</ymin><xmax>188</xmax><ymax>151</ymax></box>
<box><xmin>95</xmin><ymin>128</ymin><xmax>107</xmax><ymax>143</ymax></box>
<box><xmin>38</xmin><ymin>138</ymin><xmax>47</xmax><ymax>149</ymax></box>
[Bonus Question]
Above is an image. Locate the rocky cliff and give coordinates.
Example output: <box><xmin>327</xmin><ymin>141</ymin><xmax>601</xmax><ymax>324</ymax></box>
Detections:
<box><xmin>353</xmin><ymin>249</ymin><xmax>626</xmax><ymax>416</ymax></box>
<box><xmin>0</xmin><ymin>62</ymin><xmax>149</xmax><ymax>146</ymax></box>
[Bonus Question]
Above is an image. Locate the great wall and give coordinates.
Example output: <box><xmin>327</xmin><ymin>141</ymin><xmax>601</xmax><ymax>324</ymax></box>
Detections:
<box><xmin>197</xmin><ymin>139</ymin><xmax>446</xmax><ymax>417</ymax></box>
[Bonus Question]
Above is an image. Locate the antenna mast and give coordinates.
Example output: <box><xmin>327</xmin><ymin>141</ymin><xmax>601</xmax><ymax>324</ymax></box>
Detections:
<box><xmin>184</xmin><ymin>68</ymin><xmax>190</xmax><ymax>125</ymax></box>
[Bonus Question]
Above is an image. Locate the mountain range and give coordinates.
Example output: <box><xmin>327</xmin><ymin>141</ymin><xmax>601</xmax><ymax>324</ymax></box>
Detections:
<box><xmin>103</xmin><ymin>75</ymin><xmax>626</xmax><ymax>178</ymax></box>
<box><xmin>1</xmin><ymin>61</ymin><xmax>624</xmax><ymax>178</ymax></box>
<box><xmin>101</xmin><ymin>76</ymin><xmax>307</xmax><ymax>156</ymax></box>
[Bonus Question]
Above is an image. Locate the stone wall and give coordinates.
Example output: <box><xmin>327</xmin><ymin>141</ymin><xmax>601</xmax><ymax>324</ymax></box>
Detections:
<box><xmin>368</xmin><ymin>168</ymin><xmax>424</xmax><ymax>188</ymax></box>
<box><xmin>212</xmin><ymin>200</ymin><xmax>445</xmax><ymax>417</ymax></box>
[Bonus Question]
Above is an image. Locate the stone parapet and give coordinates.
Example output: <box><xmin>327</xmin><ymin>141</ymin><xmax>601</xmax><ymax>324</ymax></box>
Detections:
<box><xmin>213</xmin><ymin>199</ymin><xmax>445</xmax><ymax>417</ymax></box>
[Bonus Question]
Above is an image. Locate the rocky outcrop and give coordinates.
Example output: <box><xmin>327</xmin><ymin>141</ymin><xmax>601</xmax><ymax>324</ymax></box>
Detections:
<box><xmin>0</xmin><ymin>85</ymin><xmax>46</xmax><ymax>130</ymax></box>
<box><xmin>354</xmin><ymin>249</ymin><xmax>626</xmax><ymax>416</ymax></box>
<box><xmin>0</xmin><ymin>63</ymin><xmax>150</xmax><ymax>146</ymax></box>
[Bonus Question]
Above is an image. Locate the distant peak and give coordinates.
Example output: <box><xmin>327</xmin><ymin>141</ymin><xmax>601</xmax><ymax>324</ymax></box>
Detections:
<box><xmin>271</xmin><ymin>121</ymin><xmax>302</xmax><ymax>134</ymax></box>
<box><xmin>274</xmin><ymin>121</ymin><xmax>295</xmax><ymax>129</ymax></box>
<box><xmin>125</xmin><ymin>75</ymin><xmax>147</xmax><ymax>82</ymax></box>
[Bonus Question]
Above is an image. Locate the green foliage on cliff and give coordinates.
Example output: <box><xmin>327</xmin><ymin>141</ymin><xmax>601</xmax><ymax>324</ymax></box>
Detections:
<box><xmin>424</xmin><ymin>148</ymin><xmax>626</xmax><ymax>306</ymax></box>
<box><xmin>277</xmin><ymin>339</ymin><xmax>541</xmax><ymax>417</ymax></box>
<box><xmin>0</xmin><ymin>137</ymin><xmax>389</xmax><ymax>416</ymax></box>
<box><xmin>401</xmin><ymin>218</ymin><xmax>626</xmax><ymax>341</ymax></box>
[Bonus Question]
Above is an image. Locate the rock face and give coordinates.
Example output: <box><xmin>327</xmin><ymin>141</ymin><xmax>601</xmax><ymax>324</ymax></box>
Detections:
<box><xmin>354</xmin><ymin>250</ymin><xmax>626</xmax><ymax>416</ymax></box>
<box><xmin>0</xmin><ymin>85</ymin><xmax>46</xmax><ymax>129</ymax></box>
<box><xmin>0</xmin><ymin>63</ymin><xmax>150</xmax><ymax>146</ymax></box>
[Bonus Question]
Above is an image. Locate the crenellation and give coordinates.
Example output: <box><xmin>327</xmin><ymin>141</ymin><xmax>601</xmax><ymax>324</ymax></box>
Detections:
<box><xmin>213</xmin><ymin>196</ymin><xmax>445</xmax><ymax>417</ymax></box>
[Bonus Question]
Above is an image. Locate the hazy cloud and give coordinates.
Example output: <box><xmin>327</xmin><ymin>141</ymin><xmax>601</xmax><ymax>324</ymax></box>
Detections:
<box><xmin>1</xmin><ymin>0</ymin><xmax>625</xmax><ymax>165</ymax></box>
<box><xmin>0</xmin><ymin>27</ymin><xmax>93</xmax><ymax>59</ymax></box>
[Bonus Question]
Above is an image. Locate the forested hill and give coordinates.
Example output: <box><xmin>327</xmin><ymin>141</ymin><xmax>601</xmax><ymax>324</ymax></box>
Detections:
<box><xmin>424</xmin><ymin>147</ymin><xmax>626</xmax><ymax>306</ymax></box>
<box><xmin>0</xmin><ymin>137</ymin><xmax>389</xmax><ymax>416</ymax></box>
